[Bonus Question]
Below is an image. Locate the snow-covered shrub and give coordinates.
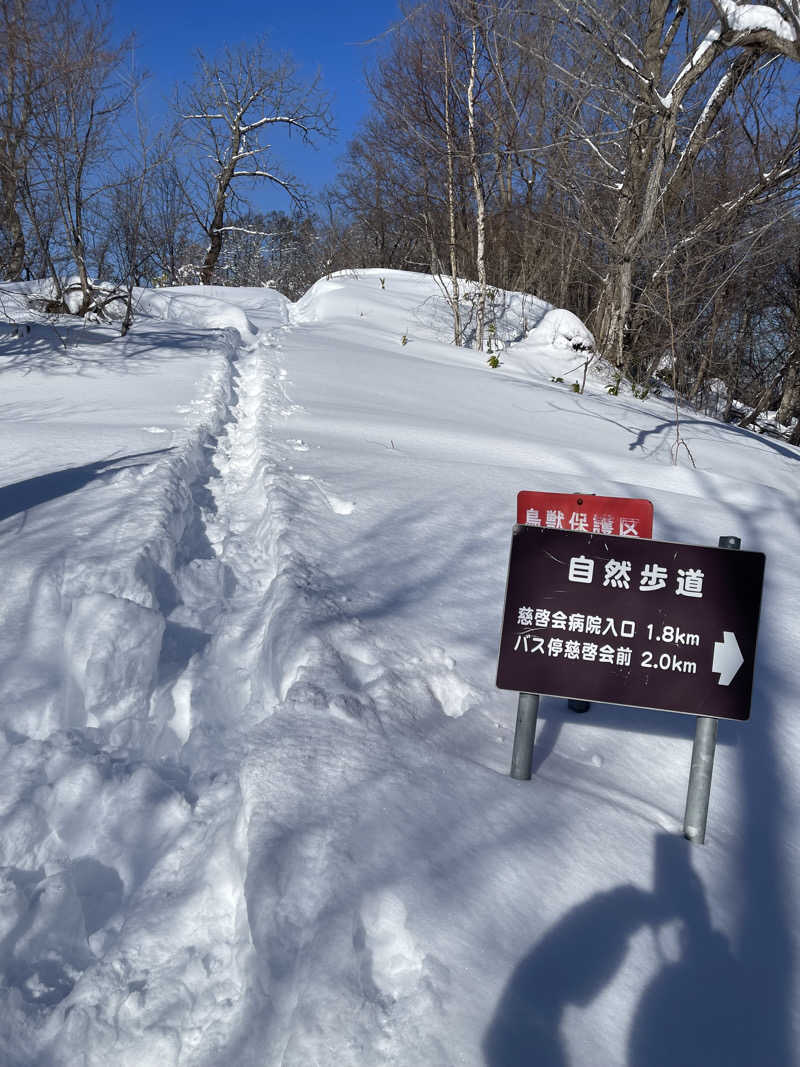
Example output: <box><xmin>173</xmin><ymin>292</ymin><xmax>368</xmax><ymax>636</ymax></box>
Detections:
<box><xmin>529</xmin><ymin>308</ymin><xmax>595</xmax><ymax>352</ymax></box>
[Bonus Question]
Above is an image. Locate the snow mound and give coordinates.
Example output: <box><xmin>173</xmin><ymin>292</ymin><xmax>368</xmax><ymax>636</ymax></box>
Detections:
<box><xmin>137</xmin><ymin>289</ymin><xmax>259</xmax><ymax>347</ymax></box>
<box><xmin>292</xmin><ymin>268</ymin><xmax>558</xmax><ymax>354</ymax></box>
<box><xmin>152</xmin><ymin>283</ymin><xmax>290</xmax><ymax>318</ymax></box>
<box><xmin>0</xmin><ymin>283</ymin><xmax>34</xmax><ymax>322</ymax></box>
<box><xmin>528</xmin><ymin>307</ymin><xmax>595</xmax><ymax>351</ymax></box>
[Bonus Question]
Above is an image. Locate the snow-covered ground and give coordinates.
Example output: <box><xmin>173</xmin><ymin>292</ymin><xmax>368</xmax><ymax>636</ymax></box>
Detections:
<box><xmin>0</xmin><ymin>268</ymin><xmax>797</xmax><ymax>1065</ymax></box>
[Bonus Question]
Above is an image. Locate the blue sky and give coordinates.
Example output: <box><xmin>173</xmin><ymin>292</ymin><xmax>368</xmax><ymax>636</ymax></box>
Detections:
<box><xmin>114</xmin><ymin>0</ymin><xmax>403</xmax><ymax>212</ymax></box>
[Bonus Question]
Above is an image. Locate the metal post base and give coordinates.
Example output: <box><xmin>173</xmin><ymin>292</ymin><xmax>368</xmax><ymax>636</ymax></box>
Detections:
<box><xmin>568</xmin><ymin>699</ymin><xmax>591</xmax><ymax>713</ymax></box>
<box><xmin>510</xmin><ymin>692</ymin><xmax>540</xmax><ymax>780</ymax></box>
<box><xmin>683</xmin><ymin>535</ymin><xmax>740</xmax><ymax>844</ymax></box>
<box><xmin>684</xmin><ymin>716</ymin><xmax>718</xmax><ymax>844</ymax></box>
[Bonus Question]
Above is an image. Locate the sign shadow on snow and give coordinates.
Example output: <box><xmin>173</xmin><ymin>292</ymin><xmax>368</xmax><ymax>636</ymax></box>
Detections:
<box><xmin>530</xmin><ymin>698</ymin><xmax>738</xmax><ymax>776</ymax></box>
<box><xmin>483</xmin><ymin>834</ymin><xmax>751</xmax><ymax>1067</ymax></box>
<box><xmin>0</xmin><ymin>449</ymin><xmax>174</xmax><ymax>521</ymax></box>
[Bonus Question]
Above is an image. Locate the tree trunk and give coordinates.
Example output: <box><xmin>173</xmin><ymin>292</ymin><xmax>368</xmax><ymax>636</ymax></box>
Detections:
<box><xmin>596</xmin><ymin>257</ymin><xmax>633</xmax><ymax>369</ymax></box>
<box><xmin>200</xmin><ymin>135</ymin><xmax>239</xmax><ymax>284</ymax></box>
<box><xmin>777</xmin><ymin>359</ymin><xmax>799</xmax><ymax>427</ymax></box>
<box><xmin>72</xmin><ymin>173</ymin><xmax>93</xmax><ymax>314</ymax></box>
<box><xmin>200</xmin><ymin>202</ymin><xmax>224</xmax><ymax>285</ymax></box>
<box><xmin>0</xmin><ymin>187</ymin><xmax>25</xmax><ymax>280</ymax></box>
<box><xmin>443</xmin><ymin>33</ymin><xmax>462</xmax><ymax>347</ymax></box>
<box><xmin>690</xmin><ymin>289</ymin><xmax>725</xmax><ymax>407</ymax></box>
<box><xmin>584</xmin><ymin>5</ymin><xmax>771</xmax><ymax>370</ymax></box>
<box><xmin>467</xmin><ymin>23</ymin><xmax>487</xmax><ymax>352</ymax></box>
<box><xmin>738</xmin><ymin>370</ymin><xmax>782</xmax><ymax>430</ymax></box>
<box><xmin>777</xmin><ymin>261</ymin><xmax>800</xmax><ymax>428</ymax></box>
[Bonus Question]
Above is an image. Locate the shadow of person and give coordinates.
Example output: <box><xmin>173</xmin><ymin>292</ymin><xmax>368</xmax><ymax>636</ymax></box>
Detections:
<box><xmin>483</xmin><ymin>833</ymin><xmax>744</xmax><ymax>1067</ymax></box>
<box><xmin>483</xmin><ymin>883</ymin><xmax>659</xmax><ymax>1066</ymax></box>
<box><xmin>628</xmin><ymin>835</ymin><xmax>750</xmax><ymax>1066</ymax></box>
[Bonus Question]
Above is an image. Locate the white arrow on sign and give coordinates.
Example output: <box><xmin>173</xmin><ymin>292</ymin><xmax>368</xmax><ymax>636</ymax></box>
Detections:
<box><xmin>712</xmin><ymin>631</ymin><xmax>744</xmax><ymax>686</ymax></box>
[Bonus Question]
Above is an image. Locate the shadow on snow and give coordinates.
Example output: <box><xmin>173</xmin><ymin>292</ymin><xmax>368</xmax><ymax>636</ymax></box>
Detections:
<box><xmin>0</xmin><ymin>449</ymin><xmax>174</xmax><ymax>521</ymax></box>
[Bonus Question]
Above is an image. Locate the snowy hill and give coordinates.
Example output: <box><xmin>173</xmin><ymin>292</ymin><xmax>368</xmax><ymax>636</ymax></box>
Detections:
<box><xmin>0</xmin><ymin>268</ymin><xmax>797</xmax><ymax>1065</ymax></box>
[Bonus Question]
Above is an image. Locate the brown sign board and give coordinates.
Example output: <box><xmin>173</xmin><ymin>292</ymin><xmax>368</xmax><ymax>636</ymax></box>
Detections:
<box><xmin>496</xmin><ymin>525</ymin><xmax>765</xmax><ymax>721</ymax></box>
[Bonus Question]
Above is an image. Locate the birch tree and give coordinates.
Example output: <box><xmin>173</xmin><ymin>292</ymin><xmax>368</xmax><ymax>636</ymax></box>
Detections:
<box><xmin>465</xmin><ymin>10</ymin><xmax>489</xmax><ymax>350</ymax></box>
<box><xmin>442</xmin><ymin>30</ymin><xmax>463</xmax><ymax>345</ymax></box>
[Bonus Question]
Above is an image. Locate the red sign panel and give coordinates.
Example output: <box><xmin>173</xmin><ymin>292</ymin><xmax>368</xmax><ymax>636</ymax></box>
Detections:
<box><xmin>517</xmin><ymin>491</ymin><xmax>653</xmax><ymax>539</ymax></box>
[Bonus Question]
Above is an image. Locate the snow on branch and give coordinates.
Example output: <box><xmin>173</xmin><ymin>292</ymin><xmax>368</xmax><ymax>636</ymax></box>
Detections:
<box><xmin>667</xmin><ymin>50</ymin><xmax>759</xmax><ymax>193</ymax></box>
<box><xmin>214</xmin><ymin>225</ymin><xmax>286</xmax><ymax>237</ymax></box>
<box><xmin>715</xmin><ymin>0</ymin><xmax>797</xmax><ymax>39</ymax></box>
<box><xmin>182</xmin><ymin>112</ymin><xmax>227</xmax><ymax>122</ymax></box>
<box><xmin>710</xmin><ymin>0</ymin><xmax>800</xmax><ymax>57</ymax></box>
<box><xmin>582</xmin><ymin>136</ymin><xmax>622</xmax><ymax>174</ymax></box>
<box><xmin>240</xmin><ymin>115</ymin><xmax>310</xmax><ymax>135</ymax></box>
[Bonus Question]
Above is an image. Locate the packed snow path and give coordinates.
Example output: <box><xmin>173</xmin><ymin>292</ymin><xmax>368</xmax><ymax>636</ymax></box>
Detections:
<box><xmin>0</xmin><ymin>271</ymin><xmax>798</xmax><ymax>1065</ymax></box>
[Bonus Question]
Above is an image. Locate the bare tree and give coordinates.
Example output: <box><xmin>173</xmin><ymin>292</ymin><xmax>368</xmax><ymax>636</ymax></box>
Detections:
<box><xmin>328</xmin><ymin>0</ymin><xmax>798</xmax><ymax>426</ymax></box>
<box><xmin>546</xmin><ymin>0</ymin><xmax>800</xmax><ymax>367</ymax></box>
<box><xmin>328</xmin><ymin>116</ymin><xmax>426</xmax><ymax>271</ymax></box>
<box><xmin>138</xmin><ymin>156</ymin><xmax>195</xmax><ymax>285</ymax></box>
<box><xmin>766</xmin><ymin>233</ymin><xmax>800</xmax><ymax>438</ymax></box>
<box><xmin>26</xmin><ymin>0</ymin><xmax>138</xmax><ymax>312</ymax></box>
<box><xmin>176</xmin><ymin>38</ymin><xmax>332</xmax><ymax>285</ymax></box>
<box><xmin>0</xmin><ymin>0</ymin><xmax>38</xmax><ymax>279</ymax></box>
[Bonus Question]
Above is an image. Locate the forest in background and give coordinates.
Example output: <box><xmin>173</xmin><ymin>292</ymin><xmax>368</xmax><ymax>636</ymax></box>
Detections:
<box><xmin>1</xmin><ymin>0</ymin><xmax>799</xmax><ymax>439</ymax></box>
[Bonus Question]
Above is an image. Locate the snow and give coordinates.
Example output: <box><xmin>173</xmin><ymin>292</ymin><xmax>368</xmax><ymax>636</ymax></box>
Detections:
<box><xmin>685</xmin><ymin>21</ymin><xmax>722</xmax><ymax>76</ymax></box>
<box><xmin>683</xmin><ymin>0</ymin><xmax>800</xmax><ymax>91</ymax></box>
<box><xmin>0</xmin><ymin>266</ymin><xmax>799</xmax><ymax>1064</ymax></box>
<box><xmin>528</xmin><ymin>307</ymin><xmax>595</xmax><ymax>351</ymax></box>
<box><xmin>718</xmin><ymin>0</ymin><xmax>798</xmax><ymax>41</ymax></box>
<box><xmin>137</xmin><ymin>286</ymin><xmax>261</xmax><ymax>346</ymax></box>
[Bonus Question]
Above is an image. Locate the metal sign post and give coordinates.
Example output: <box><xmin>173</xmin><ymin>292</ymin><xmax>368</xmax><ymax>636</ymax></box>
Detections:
<box><xmin>683</xmin><ymin>716</ymin><xmax>718</xmax><ymax>844</ymax></box>
<box><xmin>497</xmin><ymin>526</ymin><xmax>765</xmax><ymax>838</ymax></box>
<box><xmin>510</xmin><ymin>693</ymin><xmax>540</xmax><ymax>780</ymax></box>
<box><xmin>683</xmin><ymin>536</ymin><xmax>742</xmax><ymax>844</ymax></box>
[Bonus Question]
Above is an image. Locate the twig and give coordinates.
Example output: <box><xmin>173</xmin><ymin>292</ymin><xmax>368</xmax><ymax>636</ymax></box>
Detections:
<box><xmin>663</xmin><ymin>205</ymin><xmax>696</xmax><ymax>468</ymax></box>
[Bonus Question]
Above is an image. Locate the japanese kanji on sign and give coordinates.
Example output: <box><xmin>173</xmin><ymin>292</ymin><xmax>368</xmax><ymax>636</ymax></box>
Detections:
<box><xmin>496</xmin><ymin>525</ymin><xmax>765</xmax><ymax>721</ymax></box>
<box><xmin>517</xmin><ymin>491</ymin><xmax>654</xmax><ymax>539</ymax></box>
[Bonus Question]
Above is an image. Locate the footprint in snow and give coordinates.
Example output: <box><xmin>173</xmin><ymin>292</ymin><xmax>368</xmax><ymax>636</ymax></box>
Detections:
<box><xmin>358</xmin><ymin>890</ymin><xmax>424</xmax><ymax>1001</ymax></box>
